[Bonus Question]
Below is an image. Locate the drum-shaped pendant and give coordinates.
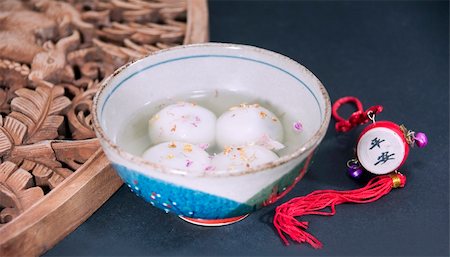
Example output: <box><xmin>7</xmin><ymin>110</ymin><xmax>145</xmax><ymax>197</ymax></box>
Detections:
<box><xmin>356</xmin><ymin>121</ymin><xmax>409</xmax><ymax>175</ymax></box>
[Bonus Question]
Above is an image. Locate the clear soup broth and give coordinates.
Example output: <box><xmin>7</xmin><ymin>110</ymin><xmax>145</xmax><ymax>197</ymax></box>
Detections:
<box><xmin>117</xmin><ymin>89</ymin><xmax>306</xmax><ymax>158</ymax></box>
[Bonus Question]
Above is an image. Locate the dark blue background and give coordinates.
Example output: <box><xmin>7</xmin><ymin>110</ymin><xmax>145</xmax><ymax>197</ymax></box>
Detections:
<box><xmin>46</xmin><ymin>1</ymin><xmax>449</xmax><ymax>256</ymax></box>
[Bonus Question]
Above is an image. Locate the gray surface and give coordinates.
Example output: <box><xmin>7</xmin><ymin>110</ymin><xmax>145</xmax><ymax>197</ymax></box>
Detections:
<box><xmin>46</xmin><ymin>1</ymin><xmax>449</xmax><ymax>256</ymax></box>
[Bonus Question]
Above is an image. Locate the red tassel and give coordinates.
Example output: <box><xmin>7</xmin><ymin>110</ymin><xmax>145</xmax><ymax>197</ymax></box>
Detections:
<box><xmin>273</xmin><ymin>173</ymin><xmax>406</xmax><ymax>249</ymax></box>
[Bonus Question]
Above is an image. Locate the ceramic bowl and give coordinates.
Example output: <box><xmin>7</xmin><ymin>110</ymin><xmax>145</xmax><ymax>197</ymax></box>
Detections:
<box><xmin>92</xmin><ymin>43</ymin><xmax>331</xmax><ymax>226</ymax></box>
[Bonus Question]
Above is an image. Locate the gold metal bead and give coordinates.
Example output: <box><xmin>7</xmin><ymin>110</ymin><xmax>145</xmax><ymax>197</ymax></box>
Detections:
<box><xmin>389</xmin><ymin>172</ymin><xmax>402</xmax><ymax>188</ymax></box>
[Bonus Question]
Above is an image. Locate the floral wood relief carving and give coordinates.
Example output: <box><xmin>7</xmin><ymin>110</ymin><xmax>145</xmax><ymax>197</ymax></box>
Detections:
<box><xmin>0</xmin><ymin>0</ymin><xmax>189</xmax><ymax>226</ymax></box>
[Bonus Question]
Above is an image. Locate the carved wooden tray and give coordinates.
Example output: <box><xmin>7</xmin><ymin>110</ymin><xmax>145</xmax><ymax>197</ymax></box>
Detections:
<box><xmin>0</xmin><ymin>1</ymin><xmax>208</xmax><ymax>256</ymax></box>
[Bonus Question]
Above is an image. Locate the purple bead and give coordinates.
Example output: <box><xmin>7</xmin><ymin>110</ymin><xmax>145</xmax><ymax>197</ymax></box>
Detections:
<box><xmin>347</xmin><ymin>165</ymin><xmax>363</xmax><ymax>179</ymax></box>
<box><xmin>414</xmin><ymin>132</ymin><xmax>428</xmax><ymax>148</ymax></box>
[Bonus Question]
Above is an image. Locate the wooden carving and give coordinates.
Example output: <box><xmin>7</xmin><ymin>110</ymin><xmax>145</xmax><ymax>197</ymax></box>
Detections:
<box><xmin>0</xmin><ymin>0</ymin><xmax>203</xmax><ymax>228</ymax></box>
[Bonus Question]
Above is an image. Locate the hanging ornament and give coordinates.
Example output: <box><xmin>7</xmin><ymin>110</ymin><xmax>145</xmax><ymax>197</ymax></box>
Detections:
<box><xmin>273</xmin><ymin>96</ymin><xmax>427</xmax><ymax>249</ymax></box>
<box><xmin>333</xmin><ymin>96</ymin><xmax>427</xmax><ymax>177</ymax></box>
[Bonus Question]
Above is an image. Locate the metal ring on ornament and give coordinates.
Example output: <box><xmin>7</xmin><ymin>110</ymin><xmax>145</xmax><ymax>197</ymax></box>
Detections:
<box><xmin>346</xmin><ymin>159</ymin><xmax>360</xmax><ymax>168</ymax></box>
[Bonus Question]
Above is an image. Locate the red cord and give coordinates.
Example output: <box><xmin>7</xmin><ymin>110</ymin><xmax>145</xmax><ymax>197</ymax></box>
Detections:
<box><xmin>332</xmin><ymin>96</ymin><xmax>363</xmax><ymax>122</ymax></box>
<box><xmin>273</xmin><ymin>173</ymin><xmax>406</xmax><ymax>249</ymax></box>
<box><xmin>332</xmin><ymin>96</ymin><xmax>383</xmax><ymax>132</ymax></box>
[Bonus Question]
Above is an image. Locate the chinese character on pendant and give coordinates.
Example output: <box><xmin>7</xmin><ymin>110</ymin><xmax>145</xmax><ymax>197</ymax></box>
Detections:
<box><xmin>374</xmin><ymin>151</ymin><xmax>395</xmax><ymax>166</ymax></box>
<box><xmin>369</xmin><ymin>137</ymin><xmax>385</xmax><ymax>150</ymax></box>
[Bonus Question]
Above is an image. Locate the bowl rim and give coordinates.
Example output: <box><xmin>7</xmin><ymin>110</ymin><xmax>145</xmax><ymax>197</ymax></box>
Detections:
<box><xmin>92</xmin><ymin>42</ymin><xmax>331</xmax><ymax>177</ymax></box>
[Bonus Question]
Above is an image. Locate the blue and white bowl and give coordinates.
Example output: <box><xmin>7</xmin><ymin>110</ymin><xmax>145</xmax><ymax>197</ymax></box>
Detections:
<box><xmin>92</xmin><ymin>43</ymin><xmax>331</xmax><ymax>226</ymax></box>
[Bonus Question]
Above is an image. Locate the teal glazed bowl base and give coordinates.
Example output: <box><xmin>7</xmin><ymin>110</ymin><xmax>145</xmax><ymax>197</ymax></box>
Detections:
<box><xmin>112</xmin><ymin>153</ymin><xmax>314</xmax><ymax>226</ymax></box>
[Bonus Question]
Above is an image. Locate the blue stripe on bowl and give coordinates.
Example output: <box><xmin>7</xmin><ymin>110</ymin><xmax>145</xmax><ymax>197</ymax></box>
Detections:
<box><xmin>112</xmin><ymin>163</ymin><xmax>254</xmax><ymax>219</ymax></box>
<box><xmin>101</xmin><ymin>55</ymin><xmax>323</xmax><ymax>119</ymax></box>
